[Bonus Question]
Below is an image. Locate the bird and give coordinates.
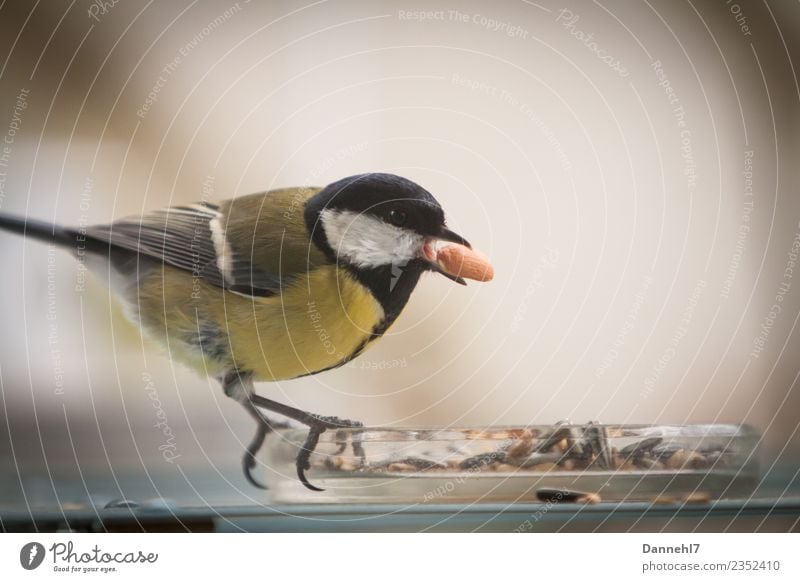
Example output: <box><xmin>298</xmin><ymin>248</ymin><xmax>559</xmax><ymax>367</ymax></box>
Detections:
<box><xmin>0</xmin><ymin>172</ymin><xmax>490</xmax><ymax>490</ymax></box>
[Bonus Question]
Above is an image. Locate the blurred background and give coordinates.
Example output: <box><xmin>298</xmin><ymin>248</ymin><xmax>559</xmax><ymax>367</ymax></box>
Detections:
<box><xmin>0</xmin><ymin>0</ymin><xmax>798</xmax><ymax>511</ymax></box>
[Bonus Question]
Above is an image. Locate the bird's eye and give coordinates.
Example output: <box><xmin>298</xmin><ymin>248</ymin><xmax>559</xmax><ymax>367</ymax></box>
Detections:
<box><xmin>388</xmin><ymin>209</ymin><xmax>407</xmax><ymax>227</ymax></box>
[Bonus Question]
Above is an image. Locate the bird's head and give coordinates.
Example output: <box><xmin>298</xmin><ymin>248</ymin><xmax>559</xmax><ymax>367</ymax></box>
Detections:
<box><xmin>305</xmin><ymin>173</ymin><xmax>471</xmax><ymax>285</ymax></box>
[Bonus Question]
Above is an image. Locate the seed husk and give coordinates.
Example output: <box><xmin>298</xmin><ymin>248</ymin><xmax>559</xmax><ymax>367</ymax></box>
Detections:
<box><xmin>682</xmin><ymin>492</ymin><xmax>712</xmax><ymax>504</ymax></box>
<box><xmin>664</xmin><ymin>449</ymin><xmax>688</xmax><ymax>469</ymax></box>
<box><xmin>460</xmin><ymin>451</ymin><xmax>507</xmax><ymax>470</ymax></box>
<box><xmin>621</xmin><ymin>437</ymin><xmax>663</xmax><ymax>457</ymax></box>
<box><xmin>536</xmin><ymin>427</ymin><xmax>574</xmax><ymax>453</ymax></box>
<box><xmin>386</xmin><ymin>462</ymin><xmax>417</xmax><ymax>472</ymax></box>
<box><xmin>505</xmin><ymin>430</ymin><xmax>537</xmax><ymax>459</ymax></box>
<box><xmin>536</xmin><ymin>488</ymin><xmax>601</xmax><ymax>504</ymax></box>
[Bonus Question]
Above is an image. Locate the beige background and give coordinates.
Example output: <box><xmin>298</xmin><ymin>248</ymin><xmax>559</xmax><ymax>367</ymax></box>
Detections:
<box><xmin>0</xmin><ymin>0</ymin><xmax>798</xmax><ymax>507</ymax></box>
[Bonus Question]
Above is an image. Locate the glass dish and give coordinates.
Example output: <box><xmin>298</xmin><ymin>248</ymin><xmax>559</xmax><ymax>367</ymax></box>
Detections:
<box><xmin>262</xmin><ymin>423</ymin><xmax>760</xmax><ymax>504</ymax></box>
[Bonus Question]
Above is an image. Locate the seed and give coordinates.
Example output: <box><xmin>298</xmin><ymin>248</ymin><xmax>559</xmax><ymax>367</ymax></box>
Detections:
<box><xmin>324</xmin><ymin>456</ymin><xmax>345</xmax><ymax>470</ymax></box>
<box><xmin>621</xmin><ymin>437</ymin><xmax>663</xmax><ymax>457</ymax></box>
<box><xmin>460</xmin><ymin>452</ymin><xmax>506</xmax><ymax>470</ymax></box>
<box><xmin>505</xmin><ymin>433</ymin><xmax>536</xmax><ymax>459</ymax></box>
<box><xmin>683</xmin><ymin>492</ymin><xmax>712</xmax><ymax>504</ymax></box>
<box><xmin>536</xmin><ymin>488</ymin><xmax>601</xmax><ymax>504</ymax></box>
<box><xmin>387</xmin><ymin>462</ymin><xmax>417</xmax><ymax>472</ymax></box>
<box><xmin>508</xmin><ymin>428</ymin><xmax>540</xmax><ymax>439</ymax></box>
<box><xmin>518</xmin><ymin>452</ymin><xmax>562</xmax><ymax>468</ymax></box>
<box><xmin>398</xmin><ymin>457</ymin><xmax>448</xmax><ymax>471</ymax></box>
<box><xmin>536</xmin><ymin>427</ymin><xmax>573</xmax><ymax>453</ymax></box>
<box><xmin>664</xmin><ymin>449</ymin><xmax>707</xmax><ymax>470</ymax></box>
<box><xmin>61</xmin><ymin>502</ymin><xmax>87</xmax><ymax>510</ymax></box>
<box><xmin>436</xmin><ymin>244</ymin><xmax>494</xmax><ymax>282</ymax></box>
<box><xmin>664</xmin><ymin>449</ymin><xmax>687</xmax><ymax>470</ymax></box>
<box><xmin>580</xmin><ymin>492</ymin><xmax>601</xmax><ymax>504</ymax></box>
<box><xmin>686</xmin><ymin>452</ymin><xmax>708</xmax><ymax>469</ymax></box>
<box><xmin>338</xmin><ymin>460</ymin><xmax>356</xmax><ymax>472</ymax></box>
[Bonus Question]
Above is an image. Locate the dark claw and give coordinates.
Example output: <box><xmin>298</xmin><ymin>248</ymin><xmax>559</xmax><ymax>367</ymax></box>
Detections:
<box><xmin>297</xmin><ymin>426</ymin><xmax>325</xmax><ymax>491</ymax></box>
<box><xmin>239</xmin><ymin>402</ymin><xmax>289</xmax><ymax>490</ymax></box>
<box><xmin>242</xmin><ymin>421</ymin><xmax>270</xmax><ymax>489</ymax></box>
<box><xmin>295</xmin><ymin>416</ymin><xmax>364</xmax><ymax>491</ymax></box>
<box><xmin>243</xmin><ymin>457</ymin><xmax>268</xmax><ymax>489</ymax></box>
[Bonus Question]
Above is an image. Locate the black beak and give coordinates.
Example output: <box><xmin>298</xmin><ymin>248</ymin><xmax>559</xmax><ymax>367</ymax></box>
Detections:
<box><xmin>420</xmin><ymin>226</ymin><xmax>471</xmax><ymax>286</ymax></box>
<box><xmin>436</xmin><ymin>226</ymin><xmax>471</xmax><ymax>249</ymax></box>
<box><xmin>428</xmin><ymin>261</ymin><xmax>468</xmax><ymax>286</ymax></box>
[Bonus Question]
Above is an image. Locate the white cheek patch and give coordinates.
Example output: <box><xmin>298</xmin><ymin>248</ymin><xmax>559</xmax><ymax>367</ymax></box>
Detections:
<box><xmin>320</xmin><ymin>209</ymin><xmax>424</xmax><ymax>268</ymax></box>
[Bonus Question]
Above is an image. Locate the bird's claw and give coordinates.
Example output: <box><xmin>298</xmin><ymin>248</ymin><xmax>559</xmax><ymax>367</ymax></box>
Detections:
<box><xmin>296</xmin><ymin>415</ymin><xmax>365</xmax><ymax>491</ymax></box>
<box><xmin>240</xmin><ymin>407</ymin><xmax>290</xmax><ymax>490</ymax></box>
<box><xmin>242</xmin><ymin>421</ymin><xmax>270</xmax><ymax>489</ymax></box>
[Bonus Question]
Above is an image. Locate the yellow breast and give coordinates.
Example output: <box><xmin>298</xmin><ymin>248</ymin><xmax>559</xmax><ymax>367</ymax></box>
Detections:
<box><xmin>134</xmin><ymin>264</ymin><xmax>385</xmax><ymax>381</ymax></box>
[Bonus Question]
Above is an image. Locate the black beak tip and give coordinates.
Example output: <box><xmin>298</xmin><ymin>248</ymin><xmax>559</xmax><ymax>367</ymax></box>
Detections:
<box><xmin>439</xmin><ymin>226</ymin><xmax>471</xmax><ymax>249</ymax></box>
<box><xmin>427</xmin><ymin>260</ymin><xmax>468</xmax><ymax>285</ymax></box>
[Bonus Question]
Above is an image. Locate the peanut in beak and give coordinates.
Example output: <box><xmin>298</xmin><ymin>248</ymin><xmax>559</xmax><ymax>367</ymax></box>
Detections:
<box><xmin>435</xmin><ymin>244</ymin><xmax>494</xmax><ymax>282</ymax></box>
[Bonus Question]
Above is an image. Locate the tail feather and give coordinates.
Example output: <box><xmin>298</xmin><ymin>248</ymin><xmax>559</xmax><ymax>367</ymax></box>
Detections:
<box><xmin>0</xmin><ymin>214</ymin><xmax>78</xmax><ymax>248</ymax></box>
<box><xmin>0</xmin><ymin>213</ymin><xmax>145</xmax><ymax>273</ymax></box>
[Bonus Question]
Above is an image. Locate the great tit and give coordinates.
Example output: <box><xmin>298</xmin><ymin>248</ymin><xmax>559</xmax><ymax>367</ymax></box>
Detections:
<box><xmin>0</xmin><ymin>172</ymin><xmax>488</xmax><ymax>490</ymax></box>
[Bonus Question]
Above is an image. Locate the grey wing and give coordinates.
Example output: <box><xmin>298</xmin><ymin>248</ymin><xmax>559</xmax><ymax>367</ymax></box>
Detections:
<box><xmin>83</xmin><ymin>203</ymin><xmax>283</xmax><ymax>297</ymax></box>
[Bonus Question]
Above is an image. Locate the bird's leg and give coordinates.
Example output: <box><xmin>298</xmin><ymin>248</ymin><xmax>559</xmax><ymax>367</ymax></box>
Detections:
<box><xmin>220</xmin><ymin>371</ymin><xmax>288</xmax><ymax>489</ymax></box>
<box><xmin>249</xmin><ymin>394</ymin><xmax>365</xmax><ymax>491</ymax></box>
<box><xmin>240</xmin><ymin>402</ymin><xmax>290</xmax><ymax>489</ymax></box>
